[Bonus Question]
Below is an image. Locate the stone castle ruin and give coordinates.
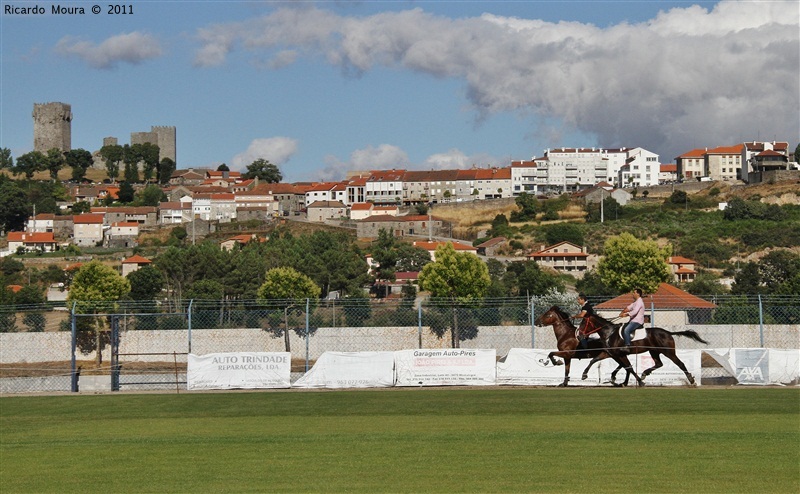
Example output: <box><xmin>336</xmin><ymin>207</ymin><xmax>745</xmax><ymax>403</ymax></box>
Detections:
<box><xmin>130</xmin><ymin>125</ymin><xmax>177</xmax><ymax>163</ymax></box>
<box><xmin>33</xmin><ymin>102</ymin><xmax>72</xmax><ymax>153</ymax></box>
<box><xmin>31</xmin><ymin>102</ymin><xmax>176</xmax><ymax>169</ymax></box>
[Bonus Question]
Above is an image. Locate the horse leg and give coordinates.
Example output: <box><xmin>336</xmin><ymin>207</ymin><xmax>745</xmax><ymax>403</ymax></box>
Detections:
<box><xmin>581</xmin><ymin>355</ymin><xmax>602</xmax><ymax>380</ymax></box>
<box><xmin>558</xmin><ymin>358</ymin><xmax>571</xmax><ymax>387</ymax></box>
<box><xmin>663</xmin><ymin>350</ymin><xmax>697</xmax><ymax>386</ymax></box>
<box><xmin>547</xmin><ymin>351</ymin><xmax>564</xmax><ymax>366</ymax></box>
<box><xmin>610</xmin><ymin>363</ymin><xmax>623</xmax><ymax>384</ymax></box>
<box><xmin>640</xmin><ymin>352</ymin><xmax>664</xmax><ymax>381</ymax></box>
<box><xmin>617</xmin><ymin>355</ymin><xmax>644</xmax><ymax>387</ymax></box>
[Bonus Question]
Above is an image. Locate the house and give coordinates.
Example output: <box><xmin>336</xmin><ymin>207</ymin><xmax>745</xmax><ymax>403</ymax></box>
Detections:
<box><xmin>659</xmin><ymin>164</ymin><xmax>678</xmax><ymax>184</ymax></box>
<box><xmin>365</xmin><ymin>169</ymin><xmax>406</xmax><ymax>204</ymax></box>
<box><xmin>704</xmin><ymin>144</ymin><xmax>744</xmax><ymax>182</ymax></box>
<box><xmin>7</xmin><ymin>232</ymin><xmax>58</xmax><ymax>254</ymax></box>
<box><xmin>676</xmin><ymin>148</ymin><xmax>707</xmax><ymax>180</ymax></box>
<box><xmin>412</xmin><ymin>241</ymin><xmax>477</xmax><ymax>261</ymax></box>
<box><xmin>106</xmin><ymin>222</ymin><xmax>139</xmax><ymax>248</ymax></box>
<box><xmin>307</xmin><ymin>200</ymin><xmax>347</xmax><ymax>222</ymax></box>
<box><xmin>575</xmin><ymin>185</ymin><xmax>632</xmax><ymax>206</ymax></box>
<box><xmin>668</xmin><ymin>256</ymin><xmax>698</xmax><ymax>283</ymax></box>
<box><xmin>27</xmin><ymin>213</ymin><xmax>55</xmax><ymax>233</ymax></box>
<box><xmin>91</xmin><ymin>207</ymin><xmax>158</xmax><ymax>227</ymax></box>
<box><xmin>121</xmin><ymin>255</ymin><xmax>152</xmax><ymax>277</ymax></box>
<box><xmin>263</xmin><ymin>183</ymin><xmax>308</xmax><ymax>215</ymax></box>
<box><xmin>356</xmin><ymin>215</ymin><xmax>447</xmax><ymax>239</ymax></box>
<box><xmin>72</xmin><ymin>214</ymin><xmax>105</xmax><ymax>246</ymax></box>
<box><xmin>476</xmin><ymin>237</ymin><xmax>507</xmax><ymax>256</ymax></box>
<box><xmin>220</xmin><ymin>234</ymin><xmax>262</xmax><ymax>251</ymax></box>
<box><xmin>594</xmin><ymin>283</ymin><xmax>716</xmax><ymax>324</ymax></box>
<box><xmin>373</xmin><ymin>271</ymin><xmax>420</xmax><ymax>296</ymax></box>
<box><xmin>169</xmin><ymin>169</ymin><xmax>207</xmax><ymax>186</ymax></box>
<box><xmin>741</xmin><ymin>141</ymin><xmax>790</xmax><ymax>183</ymax></box>
<box><xmin>527</xmin><ymin>241</ymin><xmax>589</xmax><ymax>274</ymax></box>
<box><xmin>350</xmin><ymin>202</ymin><xmax>374</xmax><ymax>221</ymax></box>
<box><xmin>159</xmin><ymin>201</ymin><xmax>193</xmax><ymax>224</ymax></box>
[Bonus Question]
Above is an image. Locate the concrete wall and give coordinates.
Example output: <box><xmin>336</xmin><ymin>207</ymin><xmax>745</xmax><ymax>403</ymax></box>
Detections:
<box><xmin>2</xmin><ymin>325</ymin><xmax>796</xmax><ymax>364</ymax></box>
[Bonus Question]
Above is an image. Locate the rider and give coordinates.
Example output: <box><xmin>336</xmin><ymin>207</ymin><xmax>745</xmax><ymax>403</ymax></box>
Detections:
<box><xmin>619</xmin><ymin>288</ymin><xmax>645</xmax><ymax>350</ymax></box>
<box><xmin>573</xmin><ymin>293</ymin><xmax>594</xmax><ymax>347</ymax></box>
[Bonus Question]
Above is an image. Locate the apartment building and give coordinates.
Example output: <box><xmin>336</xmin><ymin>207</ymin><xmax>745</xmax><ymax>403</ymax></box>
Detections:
<box><xmin>705</xmin><ymin>145</ymin><xmax>744</xmax><ymax>182</ymax></box>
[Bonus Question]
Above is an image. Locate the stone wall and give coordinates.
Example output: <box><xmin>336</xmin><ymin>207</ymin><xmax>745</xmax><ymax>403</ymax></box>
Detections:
<box><xmin>33</xmin><ymin>102</ymin><xmax>72</xmax><ymax>153</ymax></box>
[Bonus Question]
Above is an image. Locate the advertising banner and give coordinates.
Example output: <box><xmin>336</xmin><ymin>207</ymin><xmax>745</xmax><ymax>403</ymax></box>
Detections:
<box><xmin>187</xmin><ymin>352</ymin><xmax>291</xmax><ymax>390</ymax></box>
<box><xmin>706</xmin><ymin>348</ymin><xmax>799</xmax><ymax>385</ymax></box>
<box><xmin>496</xmin><ymin>348</ymin><xmax>607</xmax><ymax>386</ymax></box>
<box><xmin>394</xmin><ymin>349</ymin><xmax>496</xmax><ymax>386</ymax></box>
<box><xmin>293</xmin><ymin>351</ymin><xmax>395</xmax><ymax>388</ymax></box>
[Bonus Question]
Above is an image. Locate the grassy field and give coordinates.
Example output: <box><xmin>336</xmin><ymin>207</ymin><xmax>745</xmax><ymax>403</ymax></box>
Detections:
<box><xmin>1</xmin><ymin>388</ymin><xmax>798</xmax><ymax>493</ymax></box>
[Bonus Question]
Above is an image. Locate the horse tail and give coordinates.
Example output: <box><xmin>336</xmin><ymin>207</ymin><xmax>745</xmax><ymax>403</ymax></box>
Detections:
<box><xmin>669</xmin><ymin>330</ymin><xmax>709</xmax><ymax>345</ymax></box>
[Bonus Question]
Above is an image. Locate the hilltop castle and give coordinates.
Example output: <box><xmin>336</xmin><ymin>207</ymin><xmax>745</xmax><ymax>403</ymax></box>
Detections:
<box><xmin>33</xmin><ymin>102</ymin><xmax>72</xmax><ymax>153</ymax></box>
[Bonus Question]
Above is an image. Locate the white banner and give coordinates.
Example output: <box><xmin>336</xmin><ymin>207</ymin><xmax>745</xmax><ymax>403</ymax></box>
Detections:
<box><xmin>394</xmin><ymin>349</ymin><xmax>496</xmax><ymax>386</ymax></box>
<box><xmin>497</xmin><ymin>348</ymin><xmax>701</xmax><ymax>387</ymax></box>
<box><xmin>497</xmin><ymin>348</ymin><xmax>608</xmax><ymax>386</ymax></box>
<box><xmin>705</xmin><ymin>348</ymin><xmax>800</xmax><ymax>386</ymax></box>
<box><xmin>187</xmin><ymin>352</ymin><xmax>291</xmax><ymax>390</ymax></box>
<box><xmin>293</xmin><ymin>351</ymin><xmax>395</xmax><ymax>388</ymax></box>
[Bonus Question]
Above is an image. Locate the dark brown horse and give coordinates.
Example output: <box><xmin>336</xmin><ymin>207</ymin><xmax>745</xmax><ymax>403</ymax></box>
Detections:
<box><xmin>581</xmin><ymin>313</ymin><xmax>708</xmax><ymax>386</ymax></box>
<box><xmin>534</xmin><ymin>306</ymin><xmax>642</xmax><ymax>387</ymax></box>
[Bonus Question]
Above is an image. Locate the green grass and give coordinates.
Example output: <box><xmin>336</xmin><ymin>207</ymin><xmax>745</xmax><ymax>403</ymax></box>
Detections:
<box><xmin>1</xmin><ymin>388</ymin><xmax>798</xmax><ymax>493</ymax></box>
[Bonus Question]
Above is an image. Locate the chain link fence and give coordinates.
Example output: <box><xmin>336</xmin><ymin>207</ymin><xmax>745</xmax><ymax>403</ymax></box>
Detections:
<box><xmin>1</xmin><ymin>294</ymin><xmax>797</xmax><ymax>393</ymax></box>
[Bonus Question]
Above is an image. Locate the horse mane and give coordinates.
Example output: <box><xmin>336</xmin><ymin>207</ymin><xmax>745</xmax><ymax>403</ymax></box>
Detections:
<box><xmin>551</xmin><ymin>305</ymin><xmax>571</xmax><ymax>319</ymax></box>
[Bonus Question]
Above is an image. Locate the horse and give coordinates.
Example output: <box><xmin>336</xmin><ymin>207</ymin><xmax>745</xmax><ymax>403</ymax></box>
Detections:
<box><xmin>534</xmin><ymin>306</ymin><xmax>642</xmax><ymax>387</ymax></box>
<box><xmin>581</xmin><ymin>313</ymin><xmax>708</xmax><ymax>386</ymax></box>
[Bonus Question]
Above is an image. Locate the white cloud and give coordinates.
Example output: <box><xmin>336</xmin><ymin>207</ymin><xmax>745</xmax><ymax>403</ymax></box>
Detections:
<box><xmin>195</xmin><ymin>1</ymin><xmax>799</xmax><ymax>161</ymax></box>
<box><xmin>318</xmin><ymin>144</ymin><xmax>409</xmax><ymax>180</ymax></box>
<box><xmin>231</xmin><ymin>137</ymin><xmax>299</xmax><ymax>170</ymax></box>
<box><xmin>55</xmin><ymin>32</ymin><xmax>163</xmax><ymax>69</ymax></box>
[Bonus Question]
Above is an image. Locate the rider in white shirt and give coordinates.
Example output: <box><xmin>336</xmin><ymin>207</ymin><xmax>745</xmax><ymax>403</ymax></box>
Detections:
<box><xmin>619</xmin><ymin>288</ymin><xmax>645</xmax><ymax>349</ymax></box>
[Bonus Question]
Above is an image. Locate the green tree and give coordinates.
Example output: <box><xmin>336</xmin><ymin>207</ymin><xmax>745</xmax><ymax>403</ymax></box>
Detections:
<box><xmin>396</xmin><ymin>243</ymin><xmax>431</xmax><ymax>272</ymax></box>
<box><xmin>794</xmin><ymin>143</ymin><xmax>800</xmax><ymax>162</ymax></box>
<box><xmin>99</xmin><ymin>144</ymin><xmax>124</xmax><ymax>182</ymax></box>
<box><xmin>0</xmin><ymin>177</ymin><xmax>30</xmax><ymax>232</ymax></box>
<box><xmin>123</xmin><ymin>145</ymin><xmax>141</xmax><ymax>182</ymax></box>
<box><xmin>668</xmin><ymin>190</ymin><xmax>687</xmax><ymax>205</ymax></box>
<box><xmin>504</xmin><ymin>261</ymin><xmax>564</xmax><ymax>297</ymax></box>
<box><xmin>127</xmin><ymin>265</ymin><xmax>164</xmax><ymax>301</ymax></box>
<box><xmin>242</xmin><ymin>159</ymin><xmax>282</xmax><ymax>182</ymax></box>
<box><xmin>730</xmin><ymin>263</ymin><xmax>764</xmax><ymax>295</ymax></box>
<box><xmin>64</xmin><ymin>149</ymin><xmax>93</xmax><ymax>182</ymax></box>
<box><xmin>418</xmin><ymin>243</ymin><xmax>490</xmax><ymax>347</ymax></box>
<box><xmin>511</xmin><ymin>192</ymin><xmax>539</xmax><ymax>221</ymax></box>
<box><xmin>45</xmin><ymin>148</ymin><xmax>66</xmax><ymax>180</ymax></box>
<box><xmin>138</xmin><ymin>143</ymin><xmax>160</xmax><ymax>182</ymax></box>
<box><xmin>597</xmin><ymin>232</ymin><xmax>672</xmax><ymax>293</ymax></box>
<box><xmin>758</xmin><ymin>250</ymin><xmax>800</xmax><ymax>295</ymax></box>
<box><xmin>137</xmin><ymin>184</ymin><xmax>166</xmax><ymax>207</ymax></box>
<box><xmin>13</xmin><ymin>151</ymin><xmax>47</xmax><ymax>179</ymax></box>
<box><xmin>217</xmin><ymin>163</ymin><xmax>230</xmax><ymax>172</ymax></box>
<box><xmin>185</xmin><ymin>279</ymin><xmax>225</xmax><ymax>300</ymax></box>
<box><xmin>67</xmin><ymin>261</ymin><xmax>131</xmax><ymax>366</ymax></box>
<box><xmin>575</xmin><ymin>269</ymin><xmax>617</xmax><ymax>297</ymax></box>
<box><xmin>257</xmin><ymin>267</ymin><xmax>321</xmax><ymax>351</ymax></box>
<box><xmin>0</xmin><ymin>148</ymin><xmax>13</xmax><ymax>169</ymax></box>
<box><xmin>72</xmin><ymin>201</ymin><xmax>91</xmax><ymax>214</ymax></box>
<box><xmin>543</xmin><ymin>223</ymin><xmax>584</xmax><ymax>246</ymax></box>
<box><xmin>118</xmin><ymin>182</ymin><xmax>135</xmax><ymax>203</ymax></box>
<box><xmin>683</xmin><ymin>272</ymin><xmax>728</xmax><ymax>295</ymax></box>
<box><xmin>158</xmin><ymin>157</ymin><xmax>176</xmax><ymax>185</ymax></box>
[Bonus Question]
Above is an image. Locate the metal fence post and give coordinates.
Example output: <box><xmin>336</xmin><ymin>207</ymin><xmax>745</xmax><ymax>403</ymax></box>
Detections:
<box><xmin>758</xmin><ymin>294</ymin><xmax>764</xmax><ymax>348</ymax></box>
<box><xmin>650</xmin><ymin>301</ymin><xmax>655</xmax><ymax>328</ymax></box>
<box><xmin>418</xmin><ymin>302</ymin><xmax>423</xmax><ymax>349</ymax></box>
<box><xmin>70</xmin><ymin>301</ymin><xmax>78</xmax><ymax>392</ymax></box>
<box><xmin>187</xmin><ymin>299</ymin><xmax>193</xmax><ymax>354</ymax></box>
<box><xmin>530</xmin><ymin>297</ymin><xmax>535</xmax><ymax>349</ymax></box>
<box><xmin>305</xmin><ymin>298</ymin><xmax>310</xmax><ymax>372</ymax></box>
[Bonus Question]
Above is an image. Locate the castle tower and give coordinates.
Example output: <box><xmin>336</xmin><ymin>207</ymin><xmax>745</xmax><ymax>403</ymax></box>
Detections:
<box><xmin>130</xmin><ymin>126</ymin><xmax>176</xmax><ymax>163</ymax></box>
<box><xmin>33</xmin><ymin>102</ymin><xmax>72</xmax><ymax>153</ymax></box>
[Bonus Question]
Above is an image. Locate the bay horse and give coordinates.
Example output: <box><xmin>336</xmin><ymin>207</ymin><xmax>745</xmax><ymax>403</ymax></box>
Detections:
<box><xmin>534</xmin><ymin>306</ymin><xmax>642</xmax><ymax>387</ymax></box>
<box><xmin>581</xmin><ymin>313</ymin><xmax>708</xmax><ymax>386</ymax></box>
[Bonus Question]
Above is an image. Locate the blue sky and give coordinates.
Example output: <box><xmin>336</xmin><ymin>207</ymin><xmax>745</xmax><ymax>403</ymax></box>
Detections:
<box><xmin>2</xmin><ymin>1</ymin><xmax>798</xmax><ymax>182</ymax></box>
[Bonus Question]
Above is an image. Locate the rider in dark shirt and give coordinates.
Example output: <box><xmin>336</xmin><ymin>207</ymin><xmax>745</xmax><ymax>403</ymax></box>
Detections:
<box><xmin>573</xmin><ymin>294</ymin><xmax>595</xmax><ymax>347</ymax></box>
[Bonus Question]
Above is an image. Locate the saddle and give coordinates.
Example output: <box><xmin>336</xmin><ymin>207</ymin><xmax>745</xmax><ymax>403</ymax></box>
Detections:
<box><xmin>617</xmin><ymin>326</ymin><xmax>647</xmax><ymax>342</ymax></box>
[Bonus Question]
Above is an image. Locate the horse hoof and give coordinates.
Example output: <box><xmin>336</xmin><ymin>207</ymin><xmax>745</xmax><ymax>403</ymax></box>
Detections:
<box><xmin>557</xmin><ymin>382</ymin><xmax>568</xmax><ymax>387</ymax></box>
<box><xmin>581</xmin><ymin>375</ymin><xmax>588</xmax><ymax>381</ymax></box>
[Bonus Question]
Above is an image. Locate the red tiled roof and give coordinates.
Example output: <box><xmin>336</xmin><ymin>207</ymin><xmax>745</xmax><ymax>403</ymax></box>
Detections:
<box><xmin>660</xmin><ymin>164</ymin><xmax>677</xmax><ymax>172</ymax></box>
<box><xmin>122</xmin><ymin>255</ymin><xmax>152</xmax><ymax>264</ymax></box>
<box><xmin>351</xmin><ymin>203</ymin><xmax>373</xmax><ymax>211</ymax></box>
<box><xmin>7</xmin><ymin>232</ymin><xmax>56</xmax><ymax>243</ymax></box>
<box><xmin>476</xmin><ymin>237</ymin><xmax>506</xmax><ymax>248</ymax></box>
<box><xmin>74</xmin><ymin>214</ymin><xmax>104</xmax><ymax>224</ymax></box>
<box><xmin>595</xmin><ymin>283</ymin><xmax>716</xmax><ymax>310</ymax></box>
<box><xmin>669</xmin><ymin>256</ymin><xmax>697</xmax><ymax>265</ymax></box>
<box><xmin>678</xmin><ymin>149</ymin><xmax>707</xmax><ymax>158</ymax></box>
